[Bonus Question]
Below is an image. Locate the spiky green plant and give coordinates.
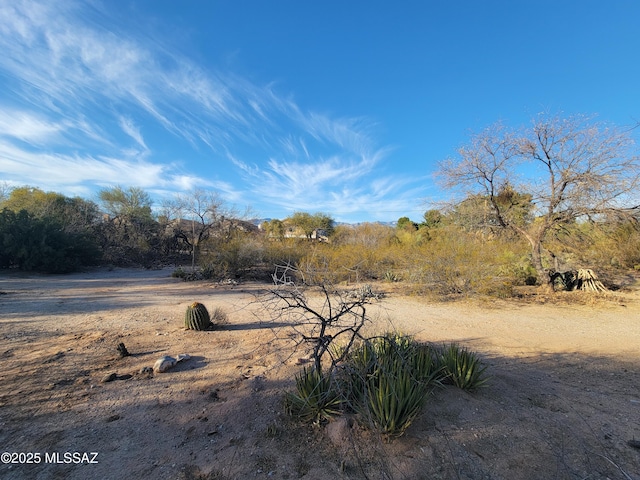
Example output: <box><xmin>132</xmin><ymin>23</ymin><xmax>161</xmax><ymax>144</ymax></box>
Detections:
<box><xmin>411</xmin><ymin>343</ymin><xmax>444</xmax><ymax>384</ymax></box>
<box><xmin>285</xmin><ymin>367</ymin><xmax>343</xmax><ymax>424</ymax></box>
<box><xmin>184</xmin><ymin>302</ymin><xmax>211</xmax><ymax>331</ymax></box>
<box><xmin>362</xmin><ymin>359</ymin><xmax>428</xmax><ymax>437</ymax></box>
<box><xmin>384</xmin><ymin>271</ymin><xmax>401</xmax><ymax>282</ymax></box>
<box><xmin>438</xmin><ymin>343</ymin><xmax>489</xmax><ymax>391</ymax></box>
<box><xmin>361</xmin><ymin>334</ymin><xmax>442</xmax><ymax>383</ymax></box>
<box><xmin>343</xmin><ymin>333</ymin><xmax>441</xmax><ymax>437</ymax></box>
<box><xmin>336</xmin><ymin>339</ymin><xmax>376</xmax><ymax>407</ymax></box>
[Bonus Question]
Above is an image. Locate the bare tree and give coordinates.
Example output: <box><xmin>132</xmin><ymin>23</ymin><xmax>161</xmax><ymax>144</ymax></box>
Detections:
<box><xmin>439</xmin><ymin>114</ymin><xmax>640</xmax><ymax>288</ymax></box>
<box><xmin>163</xmin><ymin>189</ymin><xmax>224</xmax><ymax>270</ymax></box>
<box><xmin>262</xmin><ymin>264</ymin><xmax>376</xmax><ymax>373</ymax></box>
<box><xmin>0</xmin><ymin>182</ymin><xmax>13</xmax><ymax>205</ymax></box>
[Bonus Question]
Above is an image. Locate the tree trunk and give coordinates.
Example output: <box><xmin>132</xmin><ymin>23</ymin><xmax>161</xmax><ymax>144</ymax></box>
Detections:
<box><xmin>530</xmin><ymin>241</ymin><xmax>552</xmax><ymax>287</ymax></box>
<box><xmin>514</xmin><ymin>226</ymin><xmax>553</xmax><ymax>288</ymax></box>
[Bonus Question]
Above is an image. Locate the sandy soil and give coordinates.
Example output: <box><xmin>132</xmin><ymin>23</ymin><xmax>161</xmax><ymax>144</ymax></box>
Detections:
<box><xmin>0</xmin><ymin>267</ymin><xmax>639</xmax><ymax>480</ymax></box>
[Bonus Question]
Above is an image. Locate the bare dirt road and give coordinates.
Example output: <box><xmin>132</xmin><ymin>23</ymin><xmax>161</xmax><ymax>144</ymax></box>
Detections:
<box><xmin>1</xmin><ymin>268</ymin><xmax>639</xmax><ymax>479</ymax></box>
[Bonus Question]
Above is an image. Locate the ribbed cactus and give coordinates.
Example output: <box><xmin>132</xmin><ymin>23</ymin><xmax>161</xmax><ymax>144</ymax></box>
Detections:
<box><xmin>185</xmin><ymin>302</ymin><xmax>211</xmax><ymax>331</ymax></box>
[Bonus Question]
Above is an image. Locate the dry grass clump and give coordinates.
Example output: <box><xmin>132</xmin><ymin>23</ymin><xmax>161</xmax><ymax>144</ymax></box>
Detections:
<box><xmin>210</xmin><ymin>306</ymin><xmax>229</xmax><ymax>327</ymax></box>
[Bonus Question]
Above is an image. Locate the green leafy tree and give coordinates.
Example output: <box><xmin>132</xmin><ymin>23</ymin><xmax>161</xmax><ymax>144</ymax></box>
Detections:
<box><xmin>288</xmin><ymin>212</ymin><xmax>335</xmax><ymax>240</ymax></box>
<box><xmin>98</xmin><ymin>186</ymin><xmax>153</xmax><ymax>221</ymax></box>
<box><xmin>0</xmin><ymin>187</ymin><xmax>102</xmax><ymax>271</ymax></box>
<box><xmin>98</xmin><ymin>186</ymin><xmax>159</xmax><ymax>266</ymax></box>
<box><xmin>262</xmin><ymin>218</ymin><xmax>286</xmax><ymax>241</ymax></box>
<box><xmin>397</xmin><ymin>216</ymin><xmax>418</xmax><ymax>231</ymax></box>
<box><xmin>2</xmin><ymin>186</ymin><xmax>101</xmax><ymax>234</ymax></box>
<box><xmin>0</xmin><ymin>208</ymin><xmax>100</xmax><ymax>272</ymax></box>
<box><xmin>422</xmin><ymin>209</ymin><xmax>444</xmax><ymax>229</ymax></box>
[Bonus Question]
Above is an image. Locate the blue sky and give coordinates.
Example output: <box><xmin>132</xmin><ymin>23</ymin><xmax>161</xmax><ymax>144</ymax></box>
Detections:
<box><xmin>1</xmin><ymin>1</ymin><xmax>639</xmax><ymax>223</ymax></box>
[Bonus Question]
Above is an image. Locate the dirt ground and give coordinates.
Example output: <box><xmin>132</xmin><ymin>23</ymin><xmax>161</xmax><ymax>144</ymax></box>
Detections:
<box><xmin>0</xmin><ymin>267</ymin><xmax>639</xmax><ymax>480</ymax></box>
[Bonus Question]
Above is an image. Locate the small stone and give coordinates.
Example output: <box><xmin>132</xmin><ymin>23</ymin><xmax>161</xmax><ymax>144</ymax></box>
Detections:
<box><xmin>101</xmin><ymin>372</ymin><xmax>117</xmax><ymax>383</ymax></box>
<box><xmin>326</xmin><ymin>417</ymin><xmax>354</xmax><ymax>447</ymax></box>
<box><xmin>154</xmin><ymin>356</ymin><xmax>177</xmax><ymax>373</ymax></box>
<box><xmin>116</xmin><ymin>342</ymin><xmax>130</xmax><ymax>358</ymax></box>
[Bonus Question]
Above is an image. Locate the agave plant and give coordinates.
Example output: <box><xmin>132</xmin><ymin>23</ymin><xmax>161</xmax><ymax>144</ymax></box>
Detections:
<box><xmin>370</xmin><ymin>334</ymin><xmax>442</xmax><ymax>384</ymax></box>
<box><xmin>285</xmin><ymin>367</ymin><xmax>343</xmax><ymax>424</ymax></box>
<box><xmin>438</xmin><ymin>343</ymin><xmax>489</xmax><ymax>391</ymax></box>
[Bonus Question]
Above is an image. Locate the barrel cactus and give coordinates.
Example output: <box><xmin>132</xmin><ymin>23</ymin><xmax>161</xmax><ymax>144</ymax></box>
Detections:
<box><xmin>185</xmin><ymin>302</ymin><xmax>211</xmax><ymax>331</ymax></box>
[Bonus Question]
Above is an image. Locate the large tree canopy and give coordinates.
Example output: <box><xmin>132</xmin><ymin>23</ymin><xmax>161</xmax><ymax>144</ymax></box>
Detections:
<box><xmin>99</xmin><ymin>186</ymin><xmax>153</xmax><ymax>221</ymax></box>
<box><xmin>438</xmin><ymin>113</ymin><xmax>640</xmax><ymax>287</ymax></box>
<box><xmin>287</xmin><ymin>212</ymin><xmax>335</xmax><ymax>240</ymax></box>
<box><xmin>1</xmin><ymin>186</ymin><xmax>101</xmax><ymax>234</ymax></box>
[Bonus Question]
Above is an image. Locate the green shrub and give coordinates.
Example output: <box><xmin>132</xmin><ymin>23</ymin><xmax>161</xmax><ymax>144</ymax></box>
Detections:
<box><xmin>285</xmin><ymin>367</ymin><xmax>343</xmax><ymax>424</ymax></box>
<box><xmin>437</xmin><ymin>343</ymin><xmax>489</xmax><ymax>391</ymax></box>
<box><xmin>199</xmin><ymin>234</ymin><xmax>265</xmax><ymax>279</ymax></box>
<box><xmin>285</xmin><ymin>333</ymin><xmax>489</xmax><ymax>438</ymax></box>
<box><xmin>172</xmin><ymin>267</ymin><xmax>187</xmax><ymax>279</ymax></box>
<box><xmin>0</xmin><ymin>208</ymin><xmax>101</xmax><ymax>272</ymax></box>
<box><xmin>264</xmin><ymin>222</ymin><xmax>538</xmax><ymax>297</ymax></box>
<box><xmin>342</xmin><ymin>334</ymin><xmax>442</xmax><ymax>437</ymax></box>
<box><xmin>384</xmin><ymin>271</ymin><xmax>401</xmax><ymax>282</ymax></box>
<box><xmin>362</xmin><ymin>360</ymin><xmax>428</xmax><ymax>437</ymax></box>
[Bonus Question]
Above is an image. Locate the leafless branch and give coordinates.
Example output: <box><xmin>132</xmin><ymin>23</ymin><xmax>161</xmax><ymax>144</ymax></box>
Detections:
<box><xmin>260</xmin><ymin>264</ymin><xmax>377</xmax><ymax>373</ymax></box>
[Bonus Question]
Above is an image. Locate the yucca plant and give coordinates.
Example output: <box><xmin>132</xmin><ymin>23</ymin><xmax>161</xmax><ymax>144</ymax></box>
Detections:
<box><xmin>438</xmin><ymin>343</ymin><xmax>489</xmax><ymax>391</ymax></box>
<box><xmin>384</xmin><ymin>271</ymin><xmax>401</xmax><ymax>282</ymax></box>
<box><xmin>411</xmin><ymin>343</ymin><xmax>444</xmax><ymax>384</ymax></box>
<box><xmin>337</xmin><ymin>339</ymin><xmax>376</xmax><ymax>408</ymax></box>
<box><xmin>339</xmin><ymin>336</ymin><xmax>402</xmax><ymax>404</ymax></box>
<box><xmin>370</xmin><ymin>334</ymin><xmax>442</xmax><ymax>384</ymax></box>
<box><xmin>345</xmin><ymin>333</ymin><xmax>441</xmax><ymax>437</ymax></box>
<box><xmin>361</xmin><ymin>354</ymin><xmax>429</xmax><ymax>437</ymax></box>
<box><xmin>285</xmin><ymin>367</ymin><xmax>343</xmax><ymax>424</ymax></box>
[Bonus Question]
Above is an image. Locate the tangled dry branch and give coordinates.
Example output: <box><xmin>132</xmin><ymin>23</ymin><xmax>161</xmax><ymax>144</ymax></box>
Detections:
<box><xmin>263</xmin><ymin>264</ymin><xmax>377</xmax><ymax>373</ymax></box>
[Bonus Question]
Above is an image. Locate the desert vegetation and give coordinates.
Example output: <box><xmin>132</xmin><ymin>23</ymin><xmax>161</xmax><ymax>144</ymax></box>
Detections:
<box><xmin>285</xmin><ymin>331</ymin><xmax>488</xmax><ymax>438</ymax></box>
<box><xmin>260</xmin><ymin>273</ymin><xmax>489</xmax><ymax>439</ymax></box>
<box><xmin>2</xmin><ymin>115</ymin><xmax>639</xmax><ymax>295</ymax></box>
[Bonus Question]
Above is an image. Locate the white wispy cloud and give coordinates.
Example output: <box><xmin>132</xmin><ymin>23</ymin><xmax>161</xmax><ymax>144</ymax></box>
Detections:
<box><xmin>0</xmin><ymin>109</ymin><xmax>63</xmax><ymax>144</ymax></box>
<box><xmin>0</xmin><ymin>140</ymin><xmax>161</xmax><ymax>186</ymax></box>
<box><xmin>0</xmin><ymin>0</ymin><xmax>427</xmax><ymax>220</ymax></box>
<box><xmin>118</xmin><ymin>116</ymin><xmax>148</xmax><ymax>151</ymax></box>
